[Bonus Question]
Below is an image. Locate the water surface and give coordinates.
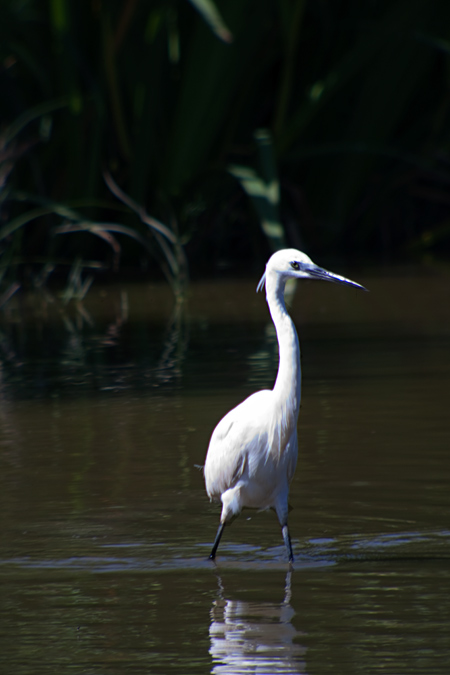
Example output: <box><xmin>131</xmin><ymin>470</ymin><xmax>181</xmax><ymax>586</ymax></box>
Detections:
<box><xmin>0</xmin><ymin>271</ymin><xmax>449</xmax><ymax>673</ymax></box>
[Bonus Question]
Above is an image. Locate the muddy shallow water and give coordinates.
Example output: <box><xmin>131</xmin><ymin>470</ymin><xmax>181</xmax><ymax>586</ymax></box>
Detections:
<box><xmin>0</xmin><ymin>269</ymin><xmax>449</xmax><ymax>674</ymax></box>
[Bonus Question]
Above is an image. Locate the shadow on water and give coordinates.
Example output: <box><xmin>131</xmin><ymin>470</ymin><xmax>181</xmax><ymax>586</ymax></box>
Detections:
<box><xmin>1</xmin><ymin>272</ymin><xmax>450</xmax><ymax>673</ymax></box>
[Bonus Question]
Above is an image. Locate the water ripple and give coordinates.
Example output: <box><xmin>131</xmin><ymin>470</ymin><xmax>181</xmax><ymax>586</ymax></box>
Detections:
<box><xmin>1</xmin><ymin>529</ymin><xmax>449</xmax><ymax>573</ymax></box>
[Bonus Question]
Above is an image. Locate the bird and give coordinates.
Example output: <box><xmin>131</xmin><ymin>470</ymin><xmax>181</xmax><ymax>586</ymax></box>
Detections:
<box><xmin>204</xmin><ymin>248</ymin><xmax>366</xmax><ymax>563</ymax></box>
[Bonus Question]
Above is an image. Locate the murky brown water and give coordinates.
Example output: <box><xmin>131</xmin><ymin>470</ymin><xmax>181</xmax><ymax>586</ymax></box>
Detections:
<box><xmin>1</xmin><ymin>269</ymin><xmax>450</xmax><ymax>673</ymax></box>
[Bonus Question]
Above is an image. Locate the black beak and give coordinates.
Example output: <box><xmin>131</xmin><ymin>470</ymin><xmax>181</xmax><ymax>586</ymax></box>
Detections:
<box><xmin>302</xmin><ymin>264</ymin><xmax>367</xmax><ymax>292</ymax></box>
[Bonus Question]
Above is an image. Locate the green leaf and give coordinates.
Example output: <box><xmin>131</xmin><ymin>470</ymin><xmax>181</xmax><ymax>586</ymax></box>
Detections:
<box><xmin>187</xmin><ymin>0</ymin><xmax>233</xmax><ymax>43</ymax></box>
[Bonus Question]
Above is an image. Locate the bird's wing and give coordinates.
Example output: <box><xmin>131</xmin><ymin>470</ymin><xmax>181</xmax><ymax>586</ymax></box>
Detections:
<box><xmin>204</xmin><ymin>390</ymin><xmax>271</xmax><ymax>500</ymax></box>
<box><xmin>285</xmin><ymin>428</ymin><xmax>298</xmax><ymax>484</ymax></box>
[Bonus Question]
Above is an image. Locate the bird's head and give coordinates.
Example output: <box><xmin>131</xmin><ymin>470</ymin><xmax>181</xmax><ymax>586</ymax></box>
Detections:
<box><xmin>257</xmin><ymin>248</ymin><xmax>367</xmax><ymax>292</ymax></box>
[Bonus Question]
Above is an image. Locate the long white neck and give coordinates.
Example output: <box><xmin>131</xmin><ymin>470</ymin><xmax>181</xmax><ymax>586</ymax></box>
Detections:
<box><xmin>265</xmin><ymin>271</ymin><xmax>301</xmax><ymax>419</ymax></box>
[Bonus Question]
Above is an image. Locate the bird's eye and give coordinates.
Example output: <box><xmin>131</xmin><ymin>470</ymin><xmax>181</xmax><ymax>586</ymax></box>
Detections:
<box><xmin>291</xmin><ymin>261</ymin><xmax>300</xmax><ymax>270</ymax></box>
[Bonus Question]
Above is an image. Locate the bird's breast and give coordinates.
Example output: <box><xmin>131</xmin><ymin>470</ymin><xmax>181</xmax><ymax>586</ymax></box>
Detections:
<box><xmin>204</xmin><ymin>388</ymin><xmax>299</xmax><ymax>502</ymax></box>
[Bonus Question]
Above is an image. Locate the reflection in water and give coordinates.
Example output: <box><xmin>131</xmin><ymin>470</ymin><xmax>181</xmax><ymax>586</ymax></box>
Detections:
<box><xmin>0</xmin><ymin>285</ymin><xmax>189</xmax><ymax>398</ymax></box>
<box><xmin>209</xmin><ymin>572</ymin><xmax>307</xmax><ymax>675</ymax></box>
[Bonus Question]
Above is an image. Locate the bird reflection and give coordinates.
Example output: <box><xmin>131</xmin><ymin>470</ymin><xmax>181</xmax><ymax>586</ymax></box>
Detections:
<box><xmin>209</xmin><ymin>571</ymin><xmax>307</xmax><ymax>675</ymax></box>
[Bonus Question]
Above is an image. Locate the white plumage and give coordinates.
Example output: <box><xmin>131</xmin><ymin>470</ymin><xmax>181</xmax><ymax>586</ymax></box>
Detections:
<box><xmin>204</xmin><ymin>248</ymin><xmax>365</xmax><ymax>562</ymax></box>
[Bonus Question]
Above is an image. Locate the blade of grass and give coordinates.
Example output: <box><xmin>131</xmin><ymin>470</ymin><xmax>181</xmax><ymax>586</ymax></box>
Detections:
<box><xmin>188</xmin><ymin>0</ymin><xmax>233</xmax><ymax>43</ymax></box>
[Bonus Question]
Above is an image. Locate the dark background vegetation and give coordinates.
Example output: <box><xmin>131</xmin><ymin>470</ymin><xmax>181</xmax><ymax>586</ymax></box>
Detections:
<box><xmin>2</xmin><ymin>0</ymin><xmax>450</xmax><ymax>294</ymax></box>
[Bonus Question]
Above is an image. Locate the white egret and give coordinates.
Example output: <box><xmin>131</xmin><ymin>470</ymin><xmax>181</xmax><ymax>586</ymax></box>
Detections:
<box><xmin>204</xmin><ymin>248</ymin><xmax>366</xmax><ymax>562</ymax></box>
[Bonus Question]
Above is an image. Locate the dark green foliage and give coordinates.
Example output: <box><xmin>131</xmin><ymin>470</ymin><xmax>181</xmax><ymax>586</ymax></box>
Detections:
<box><xmin>2</xmin><ymin>0</ymin><xmax>450</xmax><ymax>287</ymax></box>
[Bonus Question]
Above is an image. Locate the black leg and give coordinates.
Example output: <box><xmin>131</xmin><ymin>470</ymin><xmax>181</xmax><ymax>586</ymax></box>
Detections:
<box><xmin>282</xmin><ymin>524</ymin><xmax>294</xmax><ymax>563</ymax></box>
<box><xmin>209</xmin><ymin>522</ymin><xmax>225</xmax><ymax>560</ymax></box>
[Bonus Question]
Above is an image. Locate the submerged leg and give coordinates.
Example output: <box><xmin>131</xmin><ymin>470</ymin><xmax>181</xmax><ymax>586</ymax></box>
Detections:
<box><xmin>209</xmin><ymin>522</ymin><xmax>226</xmax><ymax>560</ymax></box>
<box><xmin>282</xmin><ymin>524</ymin><xmax>294</xmax><ymax>563</ymax></box>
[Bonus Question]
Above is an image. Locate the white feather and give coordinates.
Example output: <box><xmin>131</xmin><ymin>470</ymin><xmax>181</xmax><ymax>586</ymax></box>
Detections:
<box><xmin>203</xmin><ymin>248</ymin><xmax>365</xmax><ymax>561</ymax></box>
